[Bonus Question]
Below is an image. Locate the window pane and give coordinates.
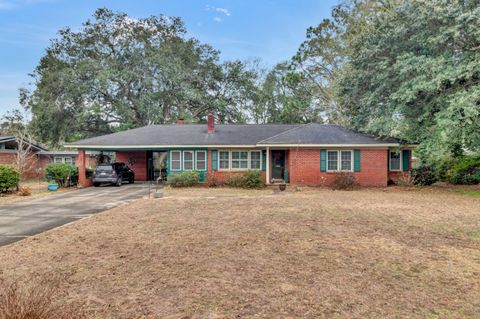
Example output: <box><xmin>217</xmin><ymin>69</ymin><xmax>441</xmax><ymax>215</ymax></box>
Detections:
<box><xmin>196</xmin><ymin>151</ymin><xmax>205</xmax><ymax>161</ymax></box>
<box><xmin>240</xmin><ymin>160</ymin><xmax>248</xmax><ymax>169</ymax></box>
<box><xmin>250</xmin><ymin>152</ymin><xmax>261</xmax><ymax>169</ymax></box>
<box><xmin>341</xmin><ymin>151</ymin><xmax>352</xmax><ymax>171</ymax></box>
<box><xmin>183</xmin><ymin>151</ymin><xmax>193</xmax><ymax>170</ymax></box>
<box><xmin>184</xmin><ymin>152</ymin><xmax>193</xmax><ymax>161</ymax></box>
<box><xmin>54</xmin><ymin>157</ymin><xmax>62</xmax><ymax>163</ymax></box>
<box><xmin>327</xmin><ymin>151</ymin><xmax>338</xmax><ymax>171</ymax></box>
<box><xmin>240</xmin><ymin>151</ymin><xmax>248</xmax><ymax>159</ymax></box>
<box><xmin>65</xmin><ymin>157</ymin><xmax>73</xmax><ymax>164</ymax></box>
<box><xmin>390</xmin><ymin>151</ymin><xmax>401</xmax><ymax>170</ymax></box>
<box><xmin>171</xmin><ymin>152</ymin><xmax>180</xmax><ymax>161</ymax></box>
<box><xmin>171</xmin><ymin>151</ymin><xmax>181</xmax><ymax>170</ymax></box>
<box><xmin>232</xmin><ymin>160</ymin><xmax>240</xmax><ymax>169</ymax></box>
<box><xmin>196</xmin><ymin>151</ymin><xmax>206</xmax><ymax>170</ymax></box>
<box><xmin>219</xmin><ymin>151</ymin><xmax>229</xmax><ymax>169</ymax></box>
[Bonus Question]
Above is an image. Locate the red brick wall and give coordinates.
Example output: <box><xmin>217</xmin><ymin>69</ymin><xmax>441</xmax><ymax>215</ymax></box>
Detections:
<box><xmin>0</xmin><ymin>152</ymin><xmax>52</xmax><ymax>179</ymax></box>
<box><xmin>288</xmin><ymin>148</ymin><xmax>389</xmax><ymax>187</ymax></box>
<box><xmin>115</xmin><ymin>151</ymin><xmax>148</xmax><ymax>181</ymax></box>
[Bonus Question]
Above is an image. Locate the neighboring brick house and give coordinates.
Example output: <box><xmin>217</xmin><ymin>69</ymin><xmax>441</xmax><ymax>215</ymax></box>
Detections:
<box><xmin>66</xmin><ymin>115</ymin><xmax>415</xmax><ymax>187</ymax></box>
<box><xmin>0</xmin><ymin>136</ymin><xmax>79</xmax><ymax>179</ymax></box>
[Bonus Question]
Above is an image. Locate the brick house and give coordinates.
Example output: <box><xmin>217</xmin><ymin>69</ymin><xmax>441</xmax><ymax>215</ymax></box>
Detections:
<box><xmin>67</xmin><ymin>115</ymin><xmax>415</xmax><ymax>187</ymax></box>
<box><xmin>0</xmin><ymin>136</ymin><xmax>78</xmax><ymax>179</ymax></box>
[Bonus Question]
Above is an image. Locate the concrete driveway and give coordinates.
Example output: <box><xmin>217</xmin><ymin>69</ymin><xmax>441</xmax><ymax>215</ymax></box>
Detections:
<box><xmin>0</xmin><ymin>183</ymin><xmax>151</xmax><ymax>246</ymax></box>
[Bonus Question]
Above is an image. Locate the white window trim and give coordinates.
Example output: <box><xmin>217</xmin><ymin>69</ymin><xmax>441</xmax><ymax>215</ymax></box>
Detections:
<box><xmin>219</xmin><ymin>151</ymin><xmax>230</xmax><ymax>170</ymax></box>
<box><xmin>182</xmin><ymin>151</ymin><xmax>194</xmax><ymax>171</ymax></box>
<box><xmin>231</xmin><ymin>150</ymin><xmax>249</xmax><ymax>170</ymax></box>
<box><xmin>54</xmin><ymin>156</ymin><xmax>74</xmax><ymax>164</ymax></box>
<box><xmin>170</xmin><ymin>150</ymin><xmax>182</xmax><ymax>171</ymax></box>
<box><xmin>218</xmin><ymin>150</ymin><xmax>263</xmax><ymax>171</ymax></box>
<box><xmin>250</xmin><ymin>150</ymin><xmax>262</xmax><ymax>170</ymax></box>
<box><xmin>389</xmin><ymin>149</ymin><xmax>402</xmax><ymax>172</ymax></box>
<box><xmin>195</xmin><ymin>150</ymin><xmax>207</xmax><ymax>171</ymax></box>
<box><xmin>326</xmin><ymin>150</ymin><xmax>354</xmax><ymax>172</ymax></box>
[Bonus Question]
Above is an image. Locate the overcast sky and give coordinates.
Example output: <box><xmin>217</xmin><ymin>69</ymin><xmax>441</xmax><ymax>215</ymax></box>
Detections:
<box><xmin>0</xmin><ymin>0</ymin><xmax>336</xmax><ymax>115</ymax></box>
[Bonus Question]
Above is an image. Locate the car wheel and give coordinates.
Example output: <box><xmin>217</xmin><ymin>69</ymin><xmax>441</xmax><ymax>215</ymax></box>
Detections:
<box><xmin>116</xmin><ymin>178</ymin><xmax>122</xmax><ymax>187</ymax></box>
<box><xmin>93</xmin><ymin>182</ymin><xmax>100</xmax><ymax>187</ymax></box>
<box><xmin>130</xmin><ymin>176</ymin><xmax>135</xmax><ymax>184</ymax></box>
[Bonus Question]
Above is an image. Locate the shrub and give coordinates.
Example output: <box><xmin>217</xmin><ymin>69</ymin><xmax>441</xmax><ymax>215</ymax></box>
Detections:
<box><xmin>17</xmin><ymin>186</ymin><xmax>32</xmax><ymax>196</ymax></box>
<box><xmin>432</xmin><ymin>156</ymin><xmax>457</xmax><ymax>182</ymax></box>
<box><xmin>207</xmin><ymin>172</ymin><xmax>222</xmax><ymax>187</ymax></box>
<box><xmin>331</xmin><ymin>172</ymin><xmax>358</xmax><ymax>190</ymax></box>
<box><xmin>449</xmin><ymin>155</ymin><xmax>480</xmax><ymax>185</ymax></box>
<box><xmin>224</xmin><ymin>171</ymin><xmax>265</xmax><ymax>189</ymax></box>
<box><xmin>45</xmin><ymin>163</ymin><xmax>77</xmax><ymax>187</ymax></box>
<box><xmin>411</xmin><ymin>165</ymin><xmax>438</xmax><ymax>186</ymax></box>
<box><xmin>0</xmin><ymin>164</ymin><xmax>20</xmax><ymax>193</ymax></box>
<box><xmin>242</xmin><ymin>170</ymin><xmax>265</xmax><ymax>189</ymax></box>
<box><xmin>395</xmin><ymin>172</ymin><xmax>415</xmax><ymax>186</ymax></box>
<box><xmin>0</xmin><ymin>278</ymin><xmax>85</xmax><ymax>319</ymax></box>
<box><xmin>167</xmin><ymin>171</ymin><xmax>199</xmax><ymax>187</ymax></box>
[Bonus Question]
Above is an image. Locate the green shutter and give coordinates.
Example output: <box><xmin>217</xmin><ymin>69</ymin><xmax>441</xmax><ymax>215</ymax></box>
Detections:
<box><xmin>262</xmin><ymin>150</ymin><xmax>266</xmax><ymax>171</ymax></box>
<box><xmin>320</xmin><ymin>149</ymin><xmax>327</xmax><ymax>172</ymax></box>
<box><xmin>354</xmin><ymin>149</ymin><xmax>361</xmax><ymax>172</ymax></box>
<box><xmin>402</xmin><ymin>149</ymin><xmax>410</xmax><ymax>171</ymax></box>
<box><xmin>211</xmin><ymin>150</ymin><xmax>218</xmax><ymax>171</ymax></box>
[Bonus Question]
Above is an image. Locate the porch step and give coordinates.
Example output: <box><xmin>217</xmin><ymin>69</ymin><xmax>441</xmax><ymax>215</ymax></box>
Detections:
<box><xmin>270</xmin><ymin>178</ymin><xmax>286</xmax><ymax>184</ymax></box>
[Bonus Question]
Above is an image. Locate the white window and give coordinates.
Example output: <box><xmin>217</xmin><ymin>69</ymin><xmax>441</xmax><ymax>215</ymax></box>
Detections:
<box><xmin>218</xmin><ymin>150</ymin><xmax>263</xmax><ymax>171</ymax></box>
<box><xmin>232</xmin><ymin>151</ymin><xmax>248</xmax><ymax>169</ymax></box>
<box><xmin>327</xmin><ymin>150</ymin><xmax>353</xmax><ymax>172</ymax></box>
<box><xmin>219</xmin><ymin>151</ymin><xmax>230</xmax><ymax>169</ymax></box>
<box><xmin>195</xmin><ymin>151</ymin><xmax>206</xmax><ymax>170</ymax></box>
<box><xmin>54</xmin><ymin>156</ymin><xmax>74</xmax><ymax>164</ymax></box>
<box><xmin>327</xmin><ymin>151</ymin><xmax>338</xmax><ymax>171</ymax></box>
<box><xmin>389</xmin><ymin>150</ymin><xmax>401</xmax><ymax>171</ymax></box>
<box><xmin>250</xmin><ymin>151</ymin><xmax>261</xmax><ymax>170</ymax></box>
<box><xmin>170</xmin><ymin>151</ymin><xmax>181</xmax><ymax>170</ymax></box>
<box><xmin>183</xmin><ymin>151</ymin><xmax>194</xmax><ymax>170</ymax></box>
<box><xmin>340</xmin><ymin>151</ymin><xmax>353</xmax><ymax>171</ymax></box>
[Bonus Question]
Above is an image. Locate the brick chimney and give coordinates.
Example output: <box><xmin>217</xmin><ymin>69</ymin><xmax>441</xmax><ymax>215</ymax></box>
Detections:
<box><xmin>176</xmin><ymin>118</ymin><xmax>185</xmax><ymax>125</ymax></box>
<box><xmin>207</xmin><ymin>113</ymin><xmax>215</xmax><ymax>133</ymax></box>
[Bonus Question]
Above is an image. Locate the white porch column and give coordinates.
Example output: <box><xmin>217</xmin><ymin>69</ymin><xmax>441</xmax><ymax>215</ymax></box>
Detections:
<box><xmin>266</xmin><ymin>147</ymin><xmax>270</xmax><ymax>184</ymax></box>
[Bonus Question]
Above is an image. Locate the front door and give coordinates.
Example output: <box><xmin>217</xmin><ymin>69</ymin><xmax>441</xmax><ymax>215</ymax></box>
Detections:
<box><xmin>271</xmin><ymin>150</ymin><xmax>285</xmax><ymax>180</ymax></box>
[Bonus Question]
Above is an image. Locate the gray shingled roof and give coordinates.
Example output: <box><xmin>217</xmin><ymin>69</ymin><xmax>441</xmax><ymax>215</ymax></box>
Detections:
<box><xmin>67</xmin><ymin>124</ymin><xmax>299</xmax><ymax>147</ymax></box>
<box><xmin>66</xmin><ymin>123</ymin><xmax>408</xmax><ymax>148</ymax></box>
<box><xmin>257</xmin><ymin>123</ymin><xmax>403</xmax><ymax>145</ymax></box>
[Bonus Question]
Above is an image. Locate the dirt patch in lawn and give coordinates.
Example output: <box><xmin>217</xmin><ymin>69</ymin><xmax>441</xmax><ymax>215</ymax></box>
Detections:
<box><xmin>0</xmin><ymin>187</ymin><xmax>479</xmax><ymax>318</ymax></box>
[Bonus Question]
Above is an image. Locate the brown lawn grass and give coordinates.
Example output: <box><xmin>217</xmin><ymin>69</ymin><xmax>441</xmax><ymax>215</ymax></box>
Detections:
<box><xmin>0</xmin><ymin>186</ymin><xmax>479</xmax><ymax>318</ymax></box>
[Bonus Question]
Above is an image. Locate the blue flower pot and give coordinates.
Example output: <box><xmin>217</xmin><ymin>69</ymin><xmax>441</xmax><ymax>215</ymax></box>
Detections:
<box><xmin>48</xmin><ymin>184</ymin><xmax>59</xmax><ymax>191</ymax></box>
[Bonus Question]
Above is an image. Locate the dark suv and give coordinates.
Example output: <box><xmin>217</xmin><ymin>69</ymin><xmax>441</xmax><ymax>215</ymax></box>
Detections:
<box><xmin>92</xmin><ymin>162</ymin><xmax>135</xmax><ymax>187</ymax></box>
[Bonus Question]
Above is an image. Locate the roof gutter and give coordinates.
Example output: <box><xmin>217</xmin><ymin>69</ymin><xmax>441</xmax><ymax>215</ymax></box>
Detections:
<box><xmin>256</xmin><ymin>143</ymin><xmax>406</xmax><ymax>148</ymax></box>
<box><xmin>65</xmin><ymin>143</ymin><xmax>417</xmax><ymax>150</ymax></box>
<box><xmin>64</xmin><ymin>144</ymin><xmax>259</xmax><ymax>150</ymax></box>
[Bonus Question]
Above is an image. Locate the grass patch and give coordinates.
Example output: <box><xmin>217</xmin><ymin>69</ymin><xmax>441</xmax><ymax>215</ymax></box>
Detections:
<box><xmin>0</xmin><ymin>187</ymin><xmax>479</xmax><ymax>318</ymax></box>
<box><xmin>458</xmin><ymin>189</ymin><xmax>480</xmax><ymax>196</ymax></box>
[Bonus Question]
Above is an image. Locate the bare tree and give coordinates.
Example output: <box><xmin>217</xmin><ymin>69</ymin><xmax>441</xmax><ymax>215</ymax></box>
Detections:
<box><xmin>14</xmin><ymin>129</ymin><xmax>37</xmax><ymax>180</ymax></box>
